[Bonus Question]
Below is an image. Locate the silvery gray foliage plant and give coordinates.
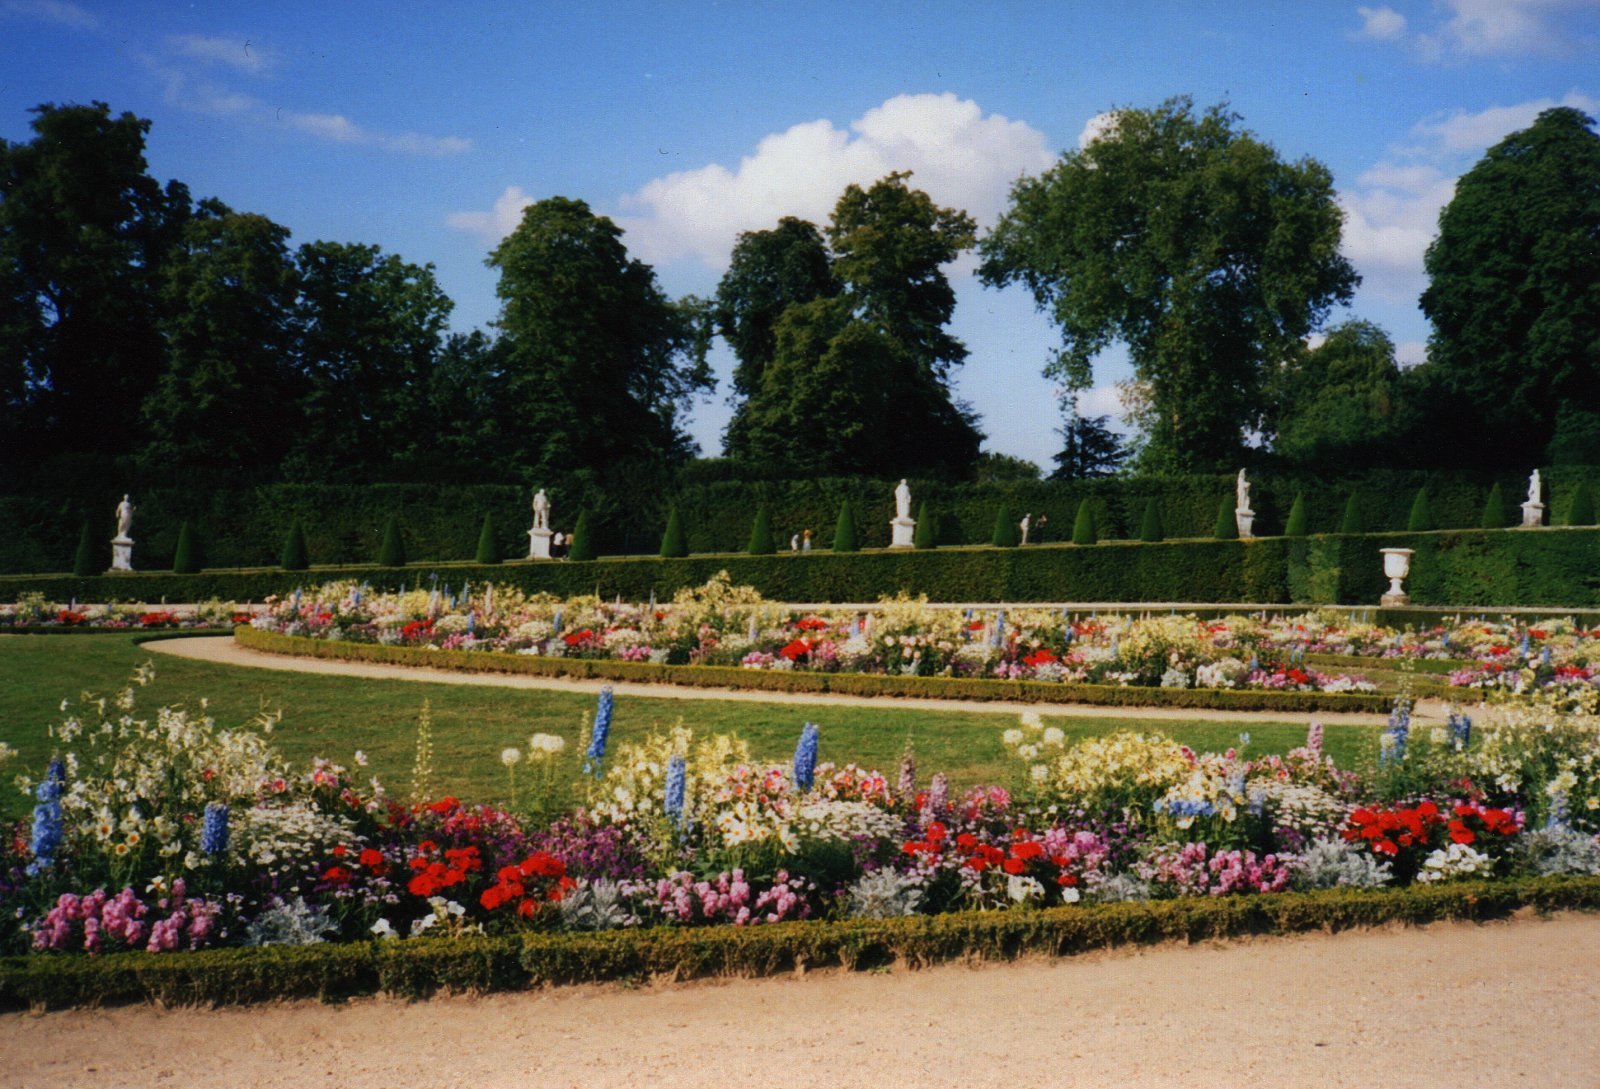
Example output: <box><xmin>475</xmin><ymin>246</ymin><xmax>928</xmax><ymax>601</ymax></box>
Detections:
<box><xmin>844</xmin><ymin>869</ymin><xmax>925</xmax><ymax>918</ymax></box>
<box><xmin>1515</xmin><ymin>826</ymin><xmax>1600</xmax><ymax>877</ymax></box>
<box><xmin>558</xmin><ymin>879</ymin><xmax>634</xmax><ymax>930</ymax></box>
<box><xmin>1087</xmin><ymin>872</ymin><xmax>1152</xmax><ymax>902</ymax></box>
<box><xmin>1292</xmin><ymin>838</ymin><xmax>1394</xmax><ymax>890</ymax></box>
<box><xmin>245</xmin><ymin>895</ymin><xmax>338</xmax><ymax>946</ymax></box>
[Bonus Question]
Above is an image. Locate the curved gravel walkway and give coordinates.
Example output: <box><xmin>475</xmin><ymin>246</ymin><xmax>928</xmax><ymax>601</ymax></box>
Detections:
<box><xmin>6</xmin><ymin>912</ymin><xmax>1596</xmax><ymax>1088</ymax></box>
<box><xmin>144</xmin><ymin>635</ymin><xmax>1428</xmax><ymax>724</ymax></box>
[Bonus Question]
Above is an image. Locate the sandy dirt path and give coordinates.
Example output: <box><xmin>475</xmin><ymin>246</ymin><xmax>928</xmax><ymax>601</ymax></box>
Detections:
<box><xmin>145</xmin><ymin>634</ymin><xmax>1432</xmax><ymax>725</ymax></box>
<box><xmin>5</xmin><ymin>912</ymin><xmax>1597</xmax><ymax>1089</ymax></box>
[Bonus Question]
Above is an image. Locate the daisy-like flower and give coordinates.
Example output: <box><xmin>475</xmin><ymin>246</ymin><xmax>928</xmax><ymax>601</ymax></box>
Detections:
<box><xmin>501</xmin><ymin>747</ymin><xmax>523</xmax><ymax>768</ymax></box>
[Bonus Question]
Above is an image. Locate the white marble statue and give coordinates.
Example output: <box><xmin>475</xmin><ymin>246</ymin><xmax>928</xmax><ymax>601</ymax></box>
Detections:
<box><xmin>1527</xmin><ymin>469</ymin><xmax>1542</xmax><ymax>507</ymax></box>
<box><xmin>115</xmin><ymin>494</ymin><xmax>135</xmax><ymax>539</ymax></box>
<box><xmin>1521</xmin><ymin>469</ymin><xmax>1546</xmax><ymax>527</ymax></box>
<box><xmin>531</xmin><ymin>488</ymin><xmax>550</xmax><ymax>531</ymax></box>
<box><xmin>1235</xmin><ymin>470</ymin><xmax>1253</xmax><ymax>515</ymax></box>
<box><xmin>894</xmin><ymin>479</ymin><xmax>912</xmax><ymax>522</ymax></box>
<box><xmin>889</xmin><ymin>478</ymin><xmax>916</xmax><ymax>547</ymax></box>
<box><xmin>1019</xmin><ymin>513</ymin><xmax>1031</xmax><ymax>545</ymax></box>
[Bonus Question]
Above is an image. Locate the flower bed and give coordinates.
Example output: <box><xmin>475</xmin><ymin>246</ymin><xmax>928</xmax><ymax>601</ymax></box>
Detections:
<box><xmin>3</xmin><ymin>661</ymin><xmax>1599</xmax><ymax>1008</ymax></box>
<box><xmin>235</xmin><ymin>575</ymin><xmax>1600</xmax><ymax>709</ymax></box>
<box><xmin>0</xmin><ymin>593</ymin><xmax>247</xmax><ymax>632</ymax></box>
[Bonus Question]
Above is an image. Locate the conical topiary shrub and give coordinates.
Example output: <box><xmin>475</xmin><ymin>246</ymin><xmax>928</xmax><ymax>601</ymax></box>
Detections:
<box><xmin>72</xmin><ymin>522</ymin><xmax>95</xmax><ymax>577</ymax></box>
<box><xmin>475</xmin><ymin>512</ymin><xmax>501</xmax><ymax>564</ymax></box>
<box><xmin>1340</xmin><ymin>492</ymin><xmax>1363</xmax><ymax>534</ymax></box>
<box><xmin>567</xmin><ymin>510</ymin><xmax>596</xmax><ymax>561</ymax></box>
<box><xmin>1283</xmin><ymin>493</ymin><xmax>1308</xmax><ymax>537</ymax></box>
<box><xmin>660</xmin><ymin>506</ymin><xmax>688</xmax><ymax>558</ymax></box>
<box><xmin>378</xmin><ymin>516</ymin><xmax>407</xmax><ymax>567</ymax></box>
<box><xmin>1138</xmin><ymin>497</ymin><xmax>1164</xmax><ymax>543</ymax></box>
<box><xmin>747</xmin><ymin>508</ymin><xmax>775</xmax><ymax>555</ymax></box>
<box><xmin>281</xmin><ymin>520</ymin><xmax>310</xmax><ymax>571</ymax></box>
<box><xmin>832</xmin><ymin>500</ymin><xmax>859</xmax><ymax>553</ymax></box>
<box><xmin>1071</xmin><ymin>498</ymin><xmax>1097</xmax><ymax>545</ymax></box>
<box><xmin>172</xmin><ymin>520</ymin><xmax>201</xmax><ymax>574</ymax></box>
<box><xmin>1567</xmin><ymin>482</ymin><xmax>1596</xmax><ymax>527</ymax></box>
<box><xmin>1213</xmin><ymin>494</ymin><xmax>1238</xmax><ymax>540</ymax></box>
<box><xmin>913</xmin><ymin>501</ymin><xmax>937</xmax><ymax>549</ymax></box>
<box><xmin>988</xmin><ymin>503</ymin><xmax>1016</xmax><ymax>548</ymax></box>
<box><xmin>1406</xmin><ymin>488</ymin><xmax>1436</xmax><ymax>532</ymax></box>
<box><xmin>1481</xmin><ymin>483</ymin><xmax>1509</xmax><ymax>529</ymax></box>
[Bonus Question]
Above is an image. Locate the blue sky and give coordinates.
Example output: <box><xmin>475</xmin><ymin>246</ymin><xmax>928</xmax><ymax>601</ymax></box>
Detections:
<box><xmin>3</xmin><ymin>0</ymin><xmax>1597</xmax><ymax>466</ymax></box>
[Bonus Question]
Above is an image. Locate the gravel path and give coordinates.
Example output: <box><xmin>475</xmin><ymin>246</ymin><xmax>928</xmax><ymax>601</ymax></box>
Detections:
<box><xmin>6</xmin><ymin>912</ymin><xmax>1596</xmax><ymax>1088</ymax></box>
<box><xmin>144</xmin><ymin>634</ymin><xmax>1430</xmax><ymax>725</ymax></box>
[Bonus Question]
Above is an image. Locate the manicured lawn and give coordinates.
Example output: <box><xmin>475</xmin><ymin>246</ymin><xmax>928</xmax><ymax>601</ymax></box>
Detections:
<box><xmin>0</xmin><ymin>634</ymin><xmax>1377</xmax><ymax>822</ymax></box>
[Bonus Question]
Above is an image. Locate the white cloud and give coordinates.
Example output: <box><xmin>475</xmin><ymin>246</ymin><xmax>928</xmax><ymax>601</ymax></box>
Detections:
<box><xmin>1076</xmin><ymin>111</ymin><xmax>1121</xmax><ymax>150</ymax></box>
<box><xmin>167</xmin><ymin>33</ymin><xmax>273</xmax><ymax>74</ymax></box>
<box><xmin>2</xmin><ymin>0</ymin><xmax>98</xmax><ymax>29</ymax></box>
<box><xmin>1357</xmin><ymin>0</ymin><xmax>1600</xmax><ymax>59</ymax></box>
<box><xmin>1353</xmin><ymin>5</ymin><xmax>1407</xmax><ymax>40</ymax></box>
<box><xmin>282</xmin><ymin>111</ymin><xmax>471</xmax><ymax>156</ymax></box>
<box><xmin>446</xmin><ymin>93</ymin><xmax>1055</xmax><ymax>263</ymax></box>
<box><xmin>1339</xmin><ymin>91</ymin><xmax>1598</xmax><ymax>302</ymax></box>
<box><xmin>1395</xmin><ymin>339</ymin><xmax>1428</xmax><ymax>367</ymax></box>
<box><xmin>445</xmin><ymin>185</ymin><xmax>536</xmax><ymax>239</ymax></box>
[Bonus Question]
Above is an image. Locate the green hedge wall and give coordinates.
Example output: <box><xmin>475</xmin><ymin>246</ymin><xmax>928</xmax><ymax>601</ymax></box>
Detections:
<box><xmin>7</xmin><ymin>467</ymin><xmax>1596</xmax><ymax>575</ymax></box>
<box><xmin>5</xmin><ymin>527</ymin><xmax>1600</xmax><ymax>609</ymax></box>
<box><xmin>4</xmin><ymin>877</ymin><xmax>1596</xmax><ymax>1009</ymax></box>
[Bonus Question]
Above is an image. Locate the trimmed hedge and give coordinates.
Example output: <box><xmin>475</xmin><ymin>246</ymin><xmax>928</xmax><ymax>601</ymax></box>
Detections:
<box><xmin>4</xmin><ymin>876</ymin><xmax>1596</xmax><ymax>1010</ymax></box>
<box><xmin>8</xmin><ymin>527</ymin><xmax>1600</xmax><ymax>609</ymax></box>
<box><xmin>237</xmin><ymin>628</ymin><xmax>1393</xmax><ymax>713</ymax></box>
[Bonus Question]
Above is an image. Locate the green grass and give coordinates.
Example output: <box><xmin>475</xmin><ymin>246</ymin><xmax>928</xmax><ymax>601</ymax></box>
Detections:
<box><xmin>0</xmin><ymin>634</ymin><xmax>1378</xmax><ymax>822</ymax></box>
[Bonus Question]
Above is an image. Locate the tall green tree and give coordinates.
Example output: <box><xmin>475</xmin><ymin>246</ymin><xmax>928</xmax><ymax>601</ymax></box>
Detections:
<box><xmin>0</xmin><ymin>102</ymin><xmax>193</xmax><ymax>470</ymax></box>
<box><xmin>1416</xmin><ymin>107</ymin><xmax>1600</xmax><ymax>466</ymax></box>
<box><xmin>714</xmin><ymin>217</ymin><xmax>839</xmax><ymax>401</ymax></box>
<box><xmin>289</xmin><ymin>241</ymin><xmax>453</xmax><ymax>479</ymax></box>
<box><xmin>979</xmin><ymin>97</ymin><xmax>1357</xmax><ymax>471</ymax></box>
<box><xmin>488</xmin><ymin>197</ymin><xmax>714</xmax><ymax>478</ymax></box>
<box><xmin>719</xmin><ymin>175</ymin><xmax>982</xmax><ymax>477</ymax></box>
<box><xmin>1269</xmin><ymin>320</ymin><xmax>1409</xmax><ymax>469</ymax></box>
<box><xmin>1050</xmin><ymin>397</ymin><xmax>1130</xmax><ymax>480</ymax></box>
<box><xmin>144</xmin><ymin>207</ymin><xmax>302</xmax><ymax>474</ymax></box>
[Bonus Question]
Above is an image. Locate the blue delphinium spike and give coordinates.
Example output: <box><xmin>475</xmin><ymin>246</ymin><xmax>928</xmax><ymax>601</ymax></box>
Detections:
<box><xmin>553</xmin><ymin>607</ymin><xmax>563</xmax><ymax>635</ymax></box>
<box><xmin>25</xmin><ymin>759</ymin><xmax>66</xmax><ymax>876</ymax></box>
<box><xmin>200</xmin><ymin>801</ymin><xmax>230</xmax><ymax>855</ymax></box>
<box><xmin>467</xmin><ymin>609</ymin><xmax>476</xmax><ymax>635</ymax></box>
<box><xmin>352</xmin><ymin>587</ymin><xmax>362</xmax><ymax>607</ymax></box>
<box><xmin>748</xmin><ymin>615</ymin><xmax>758</xmax><ymax>643</ymax></box>
<box><xmin>1520</xmin><ymin>633</ymin><xmax>1530</xmax><ymax>657</ymax></box>
<box><xmin>664</xmin><ymin>754</ymin><xmax>687</xmax><ymax>827</ymax></box>
<box><xmin>584</xmin><ymin>686</ymin><xmax>613</xmax><ymax>776</ymax></box>
<box><xmin>1448</xmin><ymin>712</ymin><xmax>1472</xmax><ymax>747</ymax></box>
<box><xmin>793</xmin><ymin>722</ymin><xmax>820</xmax><ymax>791</ymax></box>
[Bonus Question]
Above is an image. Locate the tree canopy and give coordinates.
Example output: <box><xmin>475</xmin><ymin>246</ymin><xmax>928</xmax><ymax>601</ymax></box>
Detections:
<box><xmin>979</xmin><ymin>97</ymin><xmax>1357</xmax><ymax>472</ymax></box>
<box><xmin>487</xmin><ymin>196</ymin><xmax>714</xmax><ymax>479</ymax></box>
<box><xmin>717</xmin><ymin>173</ymin><xmax>982</xmax><ymax>478</ymax></box>
<box><xmin>1416</xmin><ymin>106</ymin><xmax>1600</xmax><ymax>467</ymax></box>
<box><xmin>1268</xmin><ymin>320</ymin><xmax>1409</xmax><ymax>469</ymax></box>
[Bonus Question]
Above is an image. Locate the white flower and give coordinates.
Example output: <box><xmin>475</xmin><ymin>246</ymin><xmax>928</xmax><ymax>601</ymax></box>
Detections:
<box><xmin>1019</xmin><ymin>711</ymin><xmax>1044</xmax><ymax>731</ymax></box>
<box><xmin>501</xmin><ymin>747</ymin><xmax>523</xmax><ymax>768</ymax></box>
<box><xmin>370</xmin><ymin>918</ymin><xmax>397</xmax><ymax>939</ymax></box>
<box><xmin>528</xmin><ymin>733</ymin><xmax>566</xmax><ymax>756</ymax></box>
<box><xmin>1002</xmin><ymin>729</ymin><xmax>1024</xmax><ymax>747</ymax></box>
<box><xmin>354</xmin><ymin>750</ymin><xmax>368</xmax><ymax>767</ymax></box>
<box><xmin>1006</xmin><ymin>874</ymin><xmax>1045</xmax><ymax>902</ymax></box>
<box><xmin>1042</xmin><ymin>727</ymin><xmax>1065</xmax><ymax>747</ymax></box>
<box><xmin>1060</xmin><ymin>886</ymin><xmax>1081</xmax><ymax>904</ymax></box>
<box><xmin>1030</xmin><ymin>764</ymin><xmax>1049</xmax><ymax>783</ymax></box>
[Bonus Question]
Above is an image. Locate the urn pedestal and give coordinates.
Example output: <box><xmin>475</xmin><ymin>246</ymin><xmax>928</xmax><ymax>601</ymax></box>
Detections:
<box><xmin>528</xmin><ymin>527</ymin><xmax>552</xmax><ymax>560</ymax></box>
<box><xmin>1521</xmin><ymin>501</ymin><xmax>1546</xmax><ymax>528</ymax></box>
<box><xmin>1235</xmin><ymin>510</ymin><xmax>1255</xmax><ymax>539</ymax></box>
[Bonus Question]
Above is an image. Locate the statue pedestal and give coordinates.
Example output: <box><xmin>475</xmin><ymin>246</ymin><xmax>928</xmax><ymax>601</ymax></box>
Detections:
<box><xmin>889</xmin><ymin>517</ymin><xmax>916</xmax><ymax>549</ymax></box>
<box><xmin>109</xmin><ymin>536</ymin><xmax>134</xmax><ymax>572</ymax></box>
<box><xmin>1235</xmin><ymin>510</ymin><xmax>1255</xmax><ymax>539</ymax></box>
<box><xmin>1521</xmin><ymin>502</ymin><xmax>1545</xmax><ymax>528</ymax></box>
<box><xmin>1380</xmin><ymin>591</ymin><xmax>1411</xmax><ymax>607</ymax></box>
<box><xmin>528</xmin><ymin>527</ymin><xmax>552</xmax><ymax>560</ymax></box>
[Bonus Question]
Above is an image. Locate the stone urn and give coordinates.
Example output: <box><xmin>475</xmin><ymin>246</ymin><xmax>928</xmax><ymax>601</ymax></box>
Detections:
<box><xmin>1379</xmin><ymin>547</ymin><xmax>1414</xmax><ymax>606</ymax></box>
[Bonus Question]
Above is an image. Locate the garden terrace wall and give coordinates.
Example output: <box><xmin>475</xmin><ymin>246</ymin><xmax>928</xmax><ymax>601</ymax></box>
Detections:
<box><xmin>235</xmin><ymin>629</ymin><xmax>1394</xmax><ymax>714</ymax></box>
<box><xmin>7</xmin><ymin>527</ymin><xmax>1600</xmax><ymax>609</ymax></box>
<box><xmin>4</xmin><ymin>877</ymin><xmax>1596</xmax><ymax>1010</ymax></box>
<box><xmin>6</xmin><ymin>466</ymin><xmax>1600</xmax><ymax>574</ymax></box>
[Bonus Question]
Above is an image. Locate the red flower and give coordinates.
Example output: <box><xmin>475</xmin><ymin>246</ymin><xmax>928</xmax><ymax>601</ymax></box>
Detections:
<box><xmin>796</xmin><ymin>617</ymin><xmax>828</xmax><ymax>631</ymax></box>
<box><xmin>1010</xmin><ymin>841</ymin><xmax>1045</xmax><ymax>862</ymax></box>
<box><xmin>563</xmin><ymin>628</ymin><xmax>595</xmax><ymax>646</ymax></box>
<box><xmin>1022</xmin><ymin>648</ymin><xmax>1059</xmax><ymax>667</ymax></box>
<box><xmin>1002</xmin><ymin>857</ymin><xmax>1027</xmax><ymax>875</ymax></box>
<box><xmin>321</xmin><ymin>865</ymin><xmax>351</xmax><ymax>883</ymax></box>
<box><xmin>925</xmin><ymin>822</ymin><xmax>947</xmax><ymax>843</ymax></box>
<box><xmin>778</xmin><ymin>638</ymin><xmax>812</xmax><ymax>661</ymax></box>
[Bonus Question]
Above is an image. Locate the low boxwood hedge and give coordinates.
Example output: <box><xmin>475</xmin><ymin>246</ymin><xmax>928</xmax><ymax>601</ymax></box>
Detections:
<box><xmin>235</xmin><ymin>628</ymin><xmax>1395</xmax><ymax>714</ymax></box>
<box><xmin>4</xmin><ymin>876</ymin><xmax>1595</xmax><ymax>1009</ymax></box>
